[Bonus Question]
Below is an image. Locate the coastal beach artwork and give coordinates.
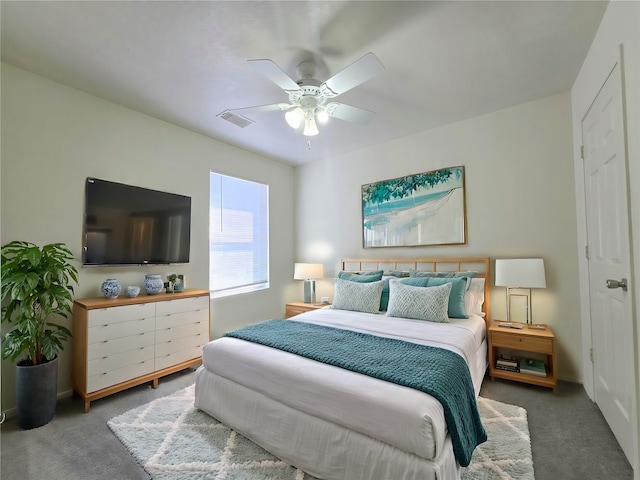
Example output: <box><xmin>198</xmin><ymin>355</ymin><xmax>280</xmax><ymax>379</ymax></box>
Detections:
<box><xmin>362</xmin><ymin>166</ymin><xmax>466</xmax><ymax>248</ymax></box>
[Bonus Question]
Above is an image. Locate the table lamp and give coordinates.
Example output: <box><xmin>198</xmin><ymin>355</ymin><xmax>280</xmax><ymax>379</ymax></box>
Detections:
<box><xmin>495</xmin><ymin>258</ymin><xmax>546</xmax><ymax>328</ymax></box>
<box><xmin>294</xmin><ymin>263</ymin><xmax>324</xmax><ymax>303</ymax></box>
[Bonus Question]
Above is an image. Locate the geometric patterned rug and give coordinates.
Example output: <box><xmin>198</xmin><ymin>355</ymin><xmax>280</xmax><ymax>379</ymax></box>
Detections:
<box><xmin>108</xmin><ymin>385</ymin><xmax>534</xmax><ymax>480</ymax></box>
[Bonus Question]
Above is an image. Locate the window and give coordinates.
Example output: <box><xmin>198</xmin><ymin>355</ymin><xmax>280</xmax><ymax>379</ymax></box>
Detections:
<box><xmin>209</xmin><ymin>172</ymin><xmax>269</xmax><ymax>298</ymax></box>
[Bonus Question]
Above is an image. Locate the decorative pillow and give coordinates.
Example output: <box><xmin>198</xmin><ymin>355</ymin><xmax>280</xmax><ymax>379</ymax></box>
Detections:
<box><xmin>409</xmin><ymin>270</ymin><xmax>478</xmax><ymax>290</ymax></box>
<box><xmin>380</xmin><ymin>276</ymin><xmax>430</xmax><ymax>311</ymax></box>
<box><xmin>383</xmin><ymin>269</ymin><xmax>410</xmax><ymax>278</ymax></box>
<box><xmin>424</xmin><ymin>277</ymin><xmax>468</xmax><ymax>319</ymax></box>
<box><xmin>464</xmin><ymin>278</ymin><xmax>486</xmax><ymax>316</ymax></box>
<box><xmin>331</xmin><ymin>278</ymin><xmax>384</xmax><ymax>314</ymax></box>
<box><xmin>386</xmin><ymin>281</ymin><xmax>452</xmax><ymax>323</ymax></box>
<box><xmin>337</xmin><ymin>270</ymin><xmax>384</xmax><ymax>282</ymax></box>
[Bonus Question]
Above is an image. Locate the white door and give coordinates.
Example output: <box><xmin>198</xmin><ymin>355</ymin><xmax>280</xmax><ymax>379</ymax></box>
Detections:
<box><xmin>582</xmin><ymin>61</ymin><xmax>636</xmax><ymax>466</ymax></box>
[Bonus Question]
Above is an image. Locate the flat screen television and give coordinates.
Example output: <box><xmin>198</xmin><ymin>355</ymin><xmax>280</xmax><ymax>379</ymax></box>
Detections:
<box><xmin>83</xmin><ymin>177</ymin><xmax>191</xmax><ymax>266</ymax></box>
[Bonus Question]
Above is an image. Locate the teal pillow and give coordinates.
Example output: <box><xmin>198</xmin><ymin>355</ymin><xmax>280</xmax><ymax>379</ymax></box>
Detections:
<box><xmin>337</xmin><ymin>270</ymin><xmax>383</xmax><ymax>282</ymax></box>
<box><xmin>383</xmin><ymin>269</ymin><xmax>410</xmax><ymax>277</ymax></box>
<box><xmin>409</xmin><ymin>270</ymin><xmax>478</xmax><ymax>290</ymax></box>
<box><xmin>425</xmin><ymin>277</ymin><xmax>468</xmax><ymax>318</ymax></box>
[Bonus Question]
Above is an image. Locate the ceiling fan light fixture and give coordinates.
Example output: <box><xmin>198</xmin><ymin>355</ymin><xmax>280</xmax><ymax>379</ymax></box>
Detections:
<box><xmin>316</xmin><ymin>108</ymin><xmax>329</xmax><ymax>123</ymax></box>
<box><xmin>285</xmin><ymin>107</ymin><xmax>303</xmax><ymax>129</ymax></box>
<box><xmin>303</xmin><ymin>117</ymin><xmax>319</xmax><ymax>136</ymax></box>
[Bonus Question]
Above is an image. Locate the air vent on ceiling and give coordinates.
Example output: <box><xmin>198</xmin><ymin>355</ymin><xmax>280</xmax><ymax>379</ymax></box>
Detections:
<box><xmin>218</xmin><ymin>110</ymin><xmax>254</xmax><ymax>128</ymax></box>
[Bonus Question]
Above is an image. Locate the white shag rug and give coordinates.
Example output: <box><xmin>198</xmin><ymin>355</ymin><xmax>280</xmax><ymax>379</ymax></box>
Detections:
<box><xmin>108</xmin><ymin>384</ymin><xmax>534</xmax><ymax>480</ymax></box>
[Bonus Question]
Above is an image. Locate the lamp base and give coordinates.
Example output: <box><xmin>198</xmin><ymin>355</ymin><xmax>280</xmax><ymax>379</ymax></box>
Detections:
<box><xmin>528</xmin><ymin>323</ymin><xmax>547</xmax><ymax>330</ymax></box>
<box><xmin>303</xmin><ymin>279</ymin><xmax>316</xmax><ymax>304</ymax></box>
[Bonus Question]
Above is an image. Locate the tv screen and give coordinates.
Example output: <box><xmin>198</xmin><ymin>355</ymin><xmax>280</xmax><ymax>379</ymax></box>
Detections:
<box><xmin>83</xmin><ymin>178</ymin><xmax>191</xmax><ymax>266</ymax></box>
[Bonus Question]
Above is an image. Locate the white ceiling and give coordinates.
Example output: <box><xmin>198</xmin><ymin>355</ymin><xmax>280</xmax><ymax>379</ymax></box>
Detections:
<box><xmin>1</xmin><ymin>1</ymin><xmax>608</xmax><ymax>166</ymax></box>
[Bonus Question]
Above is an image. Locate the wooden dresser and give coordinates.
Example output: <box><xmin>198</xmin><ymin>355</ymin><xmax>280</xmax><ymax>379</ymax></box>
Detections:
<box><xmin>72</xmin><ymin>289</ymin><xmax>210</xmax><ymax>412</ymax></box>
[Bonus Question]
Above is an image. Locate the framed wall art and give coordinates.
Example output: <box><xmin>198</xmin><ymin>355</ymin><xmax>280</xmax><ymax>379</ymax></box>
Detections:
<box><xmin>362</xmin><ymin>166</ymin><xmax>467</xmax><ymax>248</ymax></box>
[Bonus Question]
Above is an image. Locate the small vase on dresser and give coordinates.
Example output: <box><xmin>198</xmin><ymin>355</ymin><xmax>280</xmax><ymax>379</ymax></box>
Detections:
<box><xmin>101</xmin><ymin>279</ymin><xmax>121</xmax><ymax>299</ymax></box>
<box><xmin>143</xmin><ymin>274</ymin><xmax>164</xmax><ymax>295</ymax></box>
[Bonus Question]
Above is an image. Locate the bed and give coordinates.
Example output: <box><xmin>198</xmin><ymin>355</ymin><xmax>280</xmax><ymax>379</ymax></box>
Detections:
<box><xmin>195</xmin><ymin>257</ymin><xmax>491</xmax><ymax>480</ymax></box>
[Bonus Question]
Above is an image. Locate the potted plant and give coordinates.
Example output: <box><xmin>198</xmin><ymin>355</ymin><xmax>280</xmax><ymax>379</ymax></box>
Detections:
<box><xmin>1</xmin><ymin>241</ymin><xmax>78</xmax><ymax>429</ymax></box>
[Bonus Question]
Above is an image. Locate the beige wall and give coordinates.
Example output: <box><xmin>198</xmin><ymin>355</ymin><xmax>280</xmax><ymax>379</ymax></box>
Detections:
<box><xmin>0</xmin><ymin>63</ymin><xmax>296</xmax><ymax>411</ymax></box>
<box><xmin>296</xmin><ymin>93</ymin><xmax>581</xmax><ymax>381</ymax></box>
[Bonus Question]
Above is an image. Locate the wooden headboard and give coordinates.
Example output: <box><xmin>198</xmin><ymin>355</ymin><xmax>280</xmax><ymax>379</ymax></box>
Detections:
<box><xmin>339</xmin><ymin>257</ymin><xmax>491</xmax><ymax>329</ymax></box>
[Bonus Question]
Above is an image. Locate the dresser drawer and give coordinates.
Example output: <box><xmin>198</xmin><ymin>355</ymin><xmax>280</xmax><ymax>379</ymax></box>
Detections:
<box><xmin>88</xmin><ymin>331</ymin><xmax>155</xmax><ymax>360</ymax></box>
<box><xmin>156</xmin><ymin>308</ymin><xmax>208</xmax><ymax>330</ymax></box>
<box><xmin>87</xmin><ymin>358</ymin><xmax>155</xmax><ymax>393</ymax></box>
<box><xmin>88</xmin><ymin>317</ymin><xmax>156</xmax><ymax>344</ymax></box>
<box><xmin>156</xmin><ymin>296</ymin><xmax>209</xmax><ymax>316</ymax></box>
<box><xmin>88</xmin><ymin>303</ymin><xmax>155</xmax><ymax>327</ymax></box>
<box><xmin>156</xmin><ymin>319</ymin><xmax>208</xmax><ymax>344</ymax></box>
<box><xmin>156</xmin><ymin>332</ymin><xmax>207</xmax><ymax>357</ymax></box>
<box><xmin>88</xmin><ymin>344</ymin><xmax>154</xmax><ymax>376</ymax></box>
<box><xmin>155</xmin><ymin>344</ymin><xmax>203</xmax><ymax>371</ymax></box>
<box><xmin>491</xmin><ymin>331</ymin><xmax>553</xmax><ymax>354</ymax></box>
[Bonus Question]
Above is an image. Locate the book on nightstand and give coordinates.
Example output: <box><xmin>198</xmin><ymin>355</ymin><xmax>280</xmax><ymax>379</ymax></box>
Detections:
<box><xmin>519</xmin><ymin>358</ymin><xmax>547</xmax><ymax>377</ymax></box>
<box><xmin>495</xmin><ymin>364</ymin><xmax>520</xmax><ymax>373</ymax></box>
<box><xmin>496</xmin><ymin>357</ymin><xmax>518</xmax><ymax>370</ymax></box>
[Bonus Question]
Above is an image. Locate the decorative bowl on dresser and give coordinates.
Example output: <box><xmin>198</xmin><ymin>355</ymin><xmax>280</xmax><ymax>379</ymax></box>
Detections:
<box><xmin>72</xmin><ymin>289</ymin><xmax>210</xmax><ymax>412</ymax></box>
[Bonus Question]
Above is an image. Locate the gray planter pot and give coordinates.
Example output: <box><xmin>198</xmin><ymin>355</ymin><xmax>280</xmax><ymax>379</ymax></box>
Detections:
<box><xmin>16</xmin><ymin>356</ymin><xmax>58</xmax><ymax>429</ymax></box>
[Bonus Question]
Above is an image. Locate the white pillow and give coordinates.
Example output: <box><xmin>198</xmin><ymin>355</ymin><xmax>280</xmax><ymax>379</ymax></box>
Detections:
<box><xmin>386</xmin><ymin>280</ymin><xmax>452</xmax><ymax>323</ymax></box>
<box><xmin>464</xmin><ymin>278</ymin><xmax>485</xmax><ymax>317</ymax></box>
<box><xmin>331</xmin><ymin>278</ymin><xmax>384</xmax><ymax>314</ymax></box>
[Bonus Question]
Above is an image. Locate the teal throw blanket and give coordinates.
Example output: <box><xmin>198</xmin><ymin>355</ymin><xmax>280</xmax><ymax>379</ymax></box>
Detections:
<box><xmin>225</xmin><ymin>319</ymin><xmax>486</xmax><ymax>466</ymax></box>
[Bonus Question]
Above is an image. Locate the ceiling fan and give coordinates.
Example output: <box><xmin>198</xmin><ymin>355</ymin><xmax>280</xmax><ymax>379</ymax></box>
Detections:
<box><xmin>224</xmin><ymin>52</ymin><xmax>384</xmax><ymax>136</ymax></box>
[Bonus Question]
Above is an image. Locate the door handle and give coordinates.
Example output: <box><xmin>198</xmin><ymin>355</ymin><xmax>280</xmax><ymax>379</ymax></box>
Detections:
<box><xmin>606</xmin><ymin>278</ymin><xmax>628</xmax><ymax>292</ymax></box>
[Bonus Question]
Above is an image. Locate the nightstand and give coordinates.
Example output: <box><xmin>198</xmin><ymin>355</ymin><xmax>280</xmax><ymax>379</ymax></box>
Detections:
<box><xmin>285</xmin><ymin>301</ymin><xmax>329</xmax><ymax>318</ymax></box>
<box><xmin>488</xmin><ymin>320</ymin><xmax>557</xmax><ymax>392</ymax></box>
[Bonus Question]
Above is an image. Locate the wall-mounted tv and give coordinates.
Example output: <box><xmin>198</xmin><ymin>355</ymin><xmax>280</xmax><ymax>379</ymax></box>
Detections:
<box><xmin>83</xmin><ymin>177</ymin><xmax>191</xmax><ymax>266</ymax></box>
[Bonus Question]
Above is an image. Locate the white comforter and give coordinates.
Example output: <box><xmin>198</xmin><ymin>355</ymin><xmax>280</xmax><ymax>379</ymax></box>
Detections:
<box><xmin>200</xmin><ymin>308</ymin><xmax>486</xmax><ymax>462</ymax></box>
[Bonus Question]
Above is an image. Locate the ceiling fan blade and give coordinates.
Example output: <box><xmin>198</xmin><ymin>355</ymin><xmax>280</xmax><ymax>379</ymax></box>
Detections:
<box><xmin>248</xmin><ymin>59</ymin><xmax>301</xmax><ymax>92</ymax></box>
<box><xmin>228</xmin><ymin>103</ymin><xmax>290</xmax><ymax>116</ymax></box>
<box><xmin>322</xmin><ymin>52</ymin><xmax>384</xmax><ymax>96</ymax></box>
<box><xmin>325</xmin><ymin>102</ymin><xmax>376</xmax><ymax>125</ymax></box>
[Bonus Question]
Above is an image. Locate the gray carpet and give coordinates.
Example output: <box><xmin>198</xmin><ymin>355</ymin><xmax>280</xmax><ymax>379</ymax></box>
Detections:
<box><xmin>0</xmin><ymin>369</ymin><xmax>634</xmax><ymax>480</ymax></box>
<box><xmin>107</xmin><ymin>384</ymin><xmax>533</xmax><ymax>480</ymax></box>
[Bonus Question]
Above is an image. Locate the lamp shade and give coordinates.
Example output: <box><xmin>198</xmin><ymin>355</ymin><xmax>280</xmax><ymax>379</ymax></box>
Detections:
<box><xmin>294</xmin><ymin>263</ymin><xmax>324</xmax><ymax>280</ymax></box>
<box><xmin>495</xmin><ymin>258</ymin><xmax>546</xmax><ymax>288</ymax></box>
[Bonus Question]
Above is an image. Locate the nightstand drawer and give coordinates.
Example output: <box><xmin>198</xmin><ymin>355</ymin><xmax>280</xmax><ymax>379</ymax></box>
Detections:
<box><xmin>491</xmin><ymin>331</ymin><xmax>553</xmax><ymax>354</ymax></box>
<box><xmin>286</xmin><ymin>305</ymin><xmax>308</xmax><ymax>317</ymax></box>
<box><xmin>285</xmin><ymin>302</ymin><xmax>329</xmax><ymax>318</ymax></box>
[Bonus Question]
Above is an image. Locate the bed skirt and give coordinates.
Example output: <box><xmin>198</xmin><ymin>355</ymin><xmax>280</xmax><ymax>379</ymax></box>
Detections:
<box><xmin>194</xmin><ymin>366</ymin><xmax>462</xmax><ymax>480</ymax></box>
